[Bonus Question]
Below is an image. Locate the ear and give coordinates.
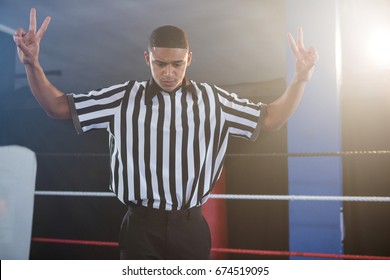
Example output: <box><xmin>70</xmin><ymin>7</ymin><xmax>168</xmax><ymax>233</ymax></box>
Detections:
<box><xmin>144</xmin><ymin>51</ymin><xmax>150</xmax><ymax>66</ymax></box>
<box><xmin>187</xmin><ymin>51</ymin><xmax>193</xmax><ymax>66</ymax></box>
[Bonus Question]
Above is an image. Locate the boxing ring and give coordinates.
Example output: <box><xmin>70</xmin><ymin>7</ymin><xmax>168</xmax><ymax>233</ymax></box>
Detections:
<box><xmin>29</xmin><ymin>150</ymin><xmax>390</xmax><ymax>260</ymax></box>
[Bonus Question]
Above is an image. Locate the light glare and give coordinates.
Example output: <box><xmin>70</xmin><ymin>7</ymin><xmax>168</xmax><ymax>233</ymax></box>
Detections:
<box><xmin>369</xmin><ymin>28</ymin><xmax>390</xmax><ymax>68</ymax></box>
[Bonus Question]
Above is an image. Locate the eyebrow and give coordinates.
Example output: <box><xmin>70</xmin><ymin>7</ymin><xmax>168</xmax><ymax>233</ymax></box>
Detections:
<box><xmin>154</xmin><ymin>59</ymin><xmax>185</xmax><ymax>64</ymax></box>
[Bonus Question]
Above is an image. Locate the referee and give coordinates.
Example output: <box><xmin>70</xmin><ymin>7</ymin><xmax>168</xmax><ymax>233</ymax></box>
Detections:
<box><xmin>13</xmin><ymin>8</ymin><xmax>318</xmax><ymax>259</ymax></box>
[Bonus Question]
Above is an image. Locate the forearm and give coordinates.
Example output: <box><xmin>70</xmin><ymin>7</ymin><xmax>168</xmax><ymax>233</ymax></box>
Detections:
<box><xmin>25</xmin><ymin>63</ymin><xmax>70</xmax><ymax>119</ymax></box>
<box><xmin>263</xmin><ymin>77</ymin><xmax>307</xmax><ymax>131</ymax></box>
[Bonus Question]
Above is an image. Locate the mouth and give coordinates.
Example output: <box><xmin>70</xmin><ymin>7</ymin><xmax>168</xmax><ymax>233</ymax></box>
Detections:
<box><xmin>161</xmin><ymin>80</ymin><xmax>176</xmax><ymax>84</ymax></box>
<box><xmin>161</xmin><ymin>80</ymin><xmax>177</xmax><ymax>88</ymax></box>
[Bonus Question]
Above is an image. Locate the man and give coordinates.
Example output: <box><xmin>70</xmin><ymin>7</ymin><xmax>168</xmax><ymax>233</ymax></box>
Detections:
<box><xmin>13</xmin><ymin>8</ymin><xmax>318</xmax><ymax>259</ymax></box>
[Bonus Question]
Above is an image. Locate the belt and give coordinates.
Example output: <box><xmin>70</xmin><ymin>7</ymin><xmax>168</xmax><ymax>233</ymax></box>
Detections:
<box><xmin>127</xmin><ymin>203</ymin><xmax>203</xmax><ymax>222</ymax></box>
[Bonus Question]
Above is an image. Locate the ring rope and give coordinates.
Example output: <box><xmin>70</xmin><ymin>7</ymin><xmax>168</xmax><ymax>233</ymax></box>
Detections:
<box><xmin>34</xmin><ymin>191</ymin><xmax>390</xmax><ymax>202</ymax></box>
<box><xmin>212</xmin><ymin>194</ymin><xmax>390</xmax><ymax>202</ymax></box>
<box><xmin>32</xmin><ymin>151</ymin><xmax>390</xmax><ymax>259</ymax></box>
<box><xmin>211</xmin><ymin>247</ymin><xmax>390</xmax><ymax>260</ymax></box>
<box><xmin>36</xmin><ymin>150</ymin><xmax>390</xmax><ymax>158</ymax></box>
<box><xmin>227</xmin><ymin>150</ymin><xmax>390</xmax><ymax>157</ymax></box>
<box><xmin>35</xmin><ymin>191</ymin><xmax>116</xmax><ymax>197</ymax></box>
<box><xmin>31</xmin><ymin>237</ymin><xmax>390</xmax><ymax>260</ymax></box>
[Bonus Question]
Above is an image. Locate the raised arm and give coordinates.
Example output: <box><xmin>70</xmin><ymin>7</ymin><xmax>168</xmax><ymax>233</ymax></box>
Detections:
<box><xmin>262</xmin><ymin>27</ymin><xmax>318</xmax><ymax>131</ymax></box>
<box><xmin>13</xmin><ymin>8</ymin><xmax>70</xmax><ymax>119</ymax></box>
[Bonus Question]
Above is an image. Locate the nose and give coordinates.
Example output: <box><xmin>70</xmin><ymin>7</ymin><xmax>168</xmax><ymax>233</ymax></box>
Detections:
<box><xmin>163</xmin><ymin>64</ymin><xmax>174</xmax><ymax>76</ymax></box>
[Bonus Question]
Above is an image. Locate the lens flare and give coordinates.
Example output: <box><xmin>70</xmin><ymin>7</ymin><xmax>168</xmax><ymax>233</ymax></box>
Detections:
<box><xmin>369</xmin><ymin>28</ymin><xmax>390</xmax><ymax>68</ymax></box>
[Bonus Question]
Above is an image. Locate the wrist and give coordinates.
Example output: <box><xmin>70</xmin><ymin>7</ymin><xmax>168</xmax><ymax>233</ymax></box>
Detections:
<box><xmin>25</xmin><ymin>60</ymin><xmax>42</xmax><ymax>71</ymax></box>
<box><xmin>291</xmin><ymin>75</ymin><xmax>309</xmax><ymax>86</ymax></box>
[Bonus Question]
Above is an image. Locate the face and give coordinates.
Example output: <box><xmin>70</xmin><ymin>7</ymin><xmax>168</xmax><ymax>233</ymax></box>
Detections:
<box><xmin>145</xmin><ymin>47</ymin><xmax>192</xmax><ymax>92</ymax></box>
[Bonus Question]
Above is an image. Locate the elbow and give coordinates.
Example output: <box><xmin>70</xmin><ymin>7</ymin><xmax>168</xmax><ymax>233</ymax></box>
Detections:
<box><xmin>262</xmin><ymin>118</ymin><xmax>285</xmax><ymax>132</ymax></box>
<box><xmin>262</xmin><ymin>107</ymin><xmax>289</xmax><ymax>132</ymax></box>
<box><xmin>45</xmin><ymin>108</ymin><xmax>56</xmax><ymax>119</ymax></box>
<box><xmin>46</xmin><ymin>111</ymin><xmax>61</xmax><ymax>119</ymax></box>
<box><xmin>44</xmin><ymin>97</ymin><xmax>71</xmax><ymax>120</ymax></box>
<box><xmin>45</xmin><ymin>107</ymin><xmax>71</xmax><ymax>120</ymax></box>
<box><xmin>264</xmin><ymin>124</ymin><xmax>284</xmax><ymax>132</ymax></box>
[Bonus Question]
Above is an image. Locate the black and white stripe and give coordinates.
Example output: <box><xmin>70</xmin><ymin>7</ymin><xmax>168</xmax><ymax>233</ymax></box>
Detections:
<box><xmin>68</xmin><ymin>80</ymin><xmax>266</xmax><ymax>210</ymax></box>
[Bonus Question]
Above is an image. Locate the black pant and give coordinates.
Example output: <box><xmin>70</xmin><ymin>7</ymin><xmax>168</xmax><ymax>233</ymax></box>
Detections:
<box><xmin>119</xmin><ymin>203</ymin><xmax>211</xmax><ymax>260</ymax></box>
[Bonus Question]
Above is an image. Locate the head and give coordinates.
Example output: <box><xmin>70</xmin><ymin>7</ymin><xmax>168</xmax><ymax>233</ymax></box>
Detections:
<box><xmin>144</xmin><ymin>25</ymin><xmax>192</xmax><ymax>92</ymax></box>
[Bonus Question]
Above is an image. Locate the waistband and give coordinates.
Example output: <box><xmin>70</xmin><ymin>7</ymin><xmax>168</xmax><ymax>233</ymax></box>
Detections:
<box><xmin>127</xmin><ymin>203</ymin><xmax>203</xmax><ymax>222</ymax></box>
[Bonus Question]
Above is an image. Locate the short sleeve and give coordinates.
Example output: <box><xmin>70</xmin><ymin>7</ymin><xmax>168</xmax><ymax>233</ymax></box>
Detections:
<box><xmin>216</xmin><ymin>85</ymin><xmax>267</xmax><ymax>142</ymax></box>
<box><xmin>67</xmin><ymin>82</ymin><xmax>129</xmax><ymax>134</ymax></box>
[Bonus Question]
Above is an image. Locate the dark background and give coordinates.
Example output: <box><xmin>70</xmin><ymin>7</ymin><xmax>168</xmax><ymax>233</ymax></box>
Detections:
<box><xmin>1</xmin><ymin>0</ymin><xmax>390</xmax><ymax>259</ymax></box>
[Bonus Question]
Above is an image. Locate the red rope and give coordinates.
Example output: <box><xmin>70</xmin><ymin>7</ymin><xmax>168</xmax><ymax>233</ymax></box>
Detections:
<box><xmin>31</xmin><ymin>237</ymin><xmax>390</xmax><ymax>260</ymax></box>
<box><xmin>211</xmin><ymin>248</ymin><xmax>390</xmax><ymax>260</ymax></box>
<box><xmin>32</xmin><ymin>237</ymin><xmax>118</xmax><ymax>247</ymax></box>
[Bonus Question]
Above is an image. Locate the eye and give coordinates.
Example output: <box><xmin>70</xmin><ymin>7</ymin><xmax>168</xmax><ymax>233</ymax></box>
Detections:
<box><xmin>173</xmin><ymin>62</ymin><xmax>183</xmax><ymax>68</ymax></box>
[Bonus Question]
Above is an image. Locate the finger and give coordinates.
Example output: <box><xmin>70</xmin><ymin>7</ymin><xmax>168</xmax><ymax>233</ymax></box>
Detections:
<box><xmin>13</xmin><ymin>36</ymin><xmax>29</xmax><ymax>54</ymax></box>
<box><xmin>287</xmin><ymin>32</ymin><xmax>299</xmax><ymax>57</ymax></box>
<box><xmin>36</xmin><ymin>16</ymin><xmax>51</xmax><ymax>40</ymax></box>
<box><xmin>14</xmin><ymin>27</ymin><xmax>27</xmax><ymax>38</ymax></box>
<box><xmin>308</xmin><ymin>47</ymin><xmax>319</xmax><ymax>62</ymax></box>
<box><xmin>302</xmin><ymin>49</ymin><xmax>318</xmax><ymax>70</ymax></box>
<box><xmin>298</xmin><ymin>27</ymin><xmax>305</xmax><ymax>51</ymax></box>
<box><xmin>29</xmin><ymin>8</ymin><xmax>37</xmax><ymax>33</ymax></box>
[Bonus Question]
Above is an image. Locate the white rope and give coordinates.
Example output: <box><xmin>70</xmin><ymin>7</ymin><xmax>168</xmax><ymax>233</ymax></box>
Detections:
<box><xmin>36</xmin><ymin>150</ymin><xmax>390</xmax><ymax>158</ymax></box>
<box><xmin>34</xmin><ymin>191</ymin><xmax>390</xmax><ymax>202</ymax></box>
<box><xmin>227</xmin><ymin>150</ymin><xmax>390</xmax><ymax>157</ymax></box>
<box><xmin>210</xmin><ymin>194</ymin><xmax>390</xmax><ymax>202</ymax></box>
<box><xmin>35</xmin><ymin>191</ymin><xmax>115</xmax><ymax>197</ymax></box>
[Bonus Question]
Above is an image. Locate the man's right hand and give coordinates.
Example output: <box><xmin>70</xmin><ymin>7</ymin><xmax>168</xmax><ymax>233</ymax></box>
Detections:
<box><xmin>12</xmin><ymin>8</ymin><xmax>70</xmax><ymax>120</ymax></box>
<box><xmin>13</xmin><ymin>8</ymin><xmax>51</xmax><ymax>66</ymax></box>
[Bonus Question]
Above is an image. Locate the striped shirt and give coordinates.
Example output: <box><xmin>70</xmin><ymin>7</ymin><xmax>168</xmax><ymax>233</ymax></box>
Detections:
<box><xmin>67</xmin><ymin>78</ymin><xmax>267</xmax><ymax>210</ymax></box>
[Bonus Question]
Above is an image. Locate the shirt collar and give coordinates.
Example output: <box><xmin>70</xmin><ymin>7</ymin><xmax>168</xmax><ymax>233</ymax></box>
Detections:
<box><xmin>145</xmin><ymin>77</ymin><xmax>196</xmax><ymax>104</ymax></box>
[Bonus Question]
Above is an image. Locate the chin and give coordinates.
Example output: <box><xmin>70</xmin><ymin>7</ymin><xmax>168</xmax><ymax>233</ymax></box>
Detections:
<box><xmin>162</xmin><ymin>85</ymin><xmax>179</xmax><ymax>93</ymax></box>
